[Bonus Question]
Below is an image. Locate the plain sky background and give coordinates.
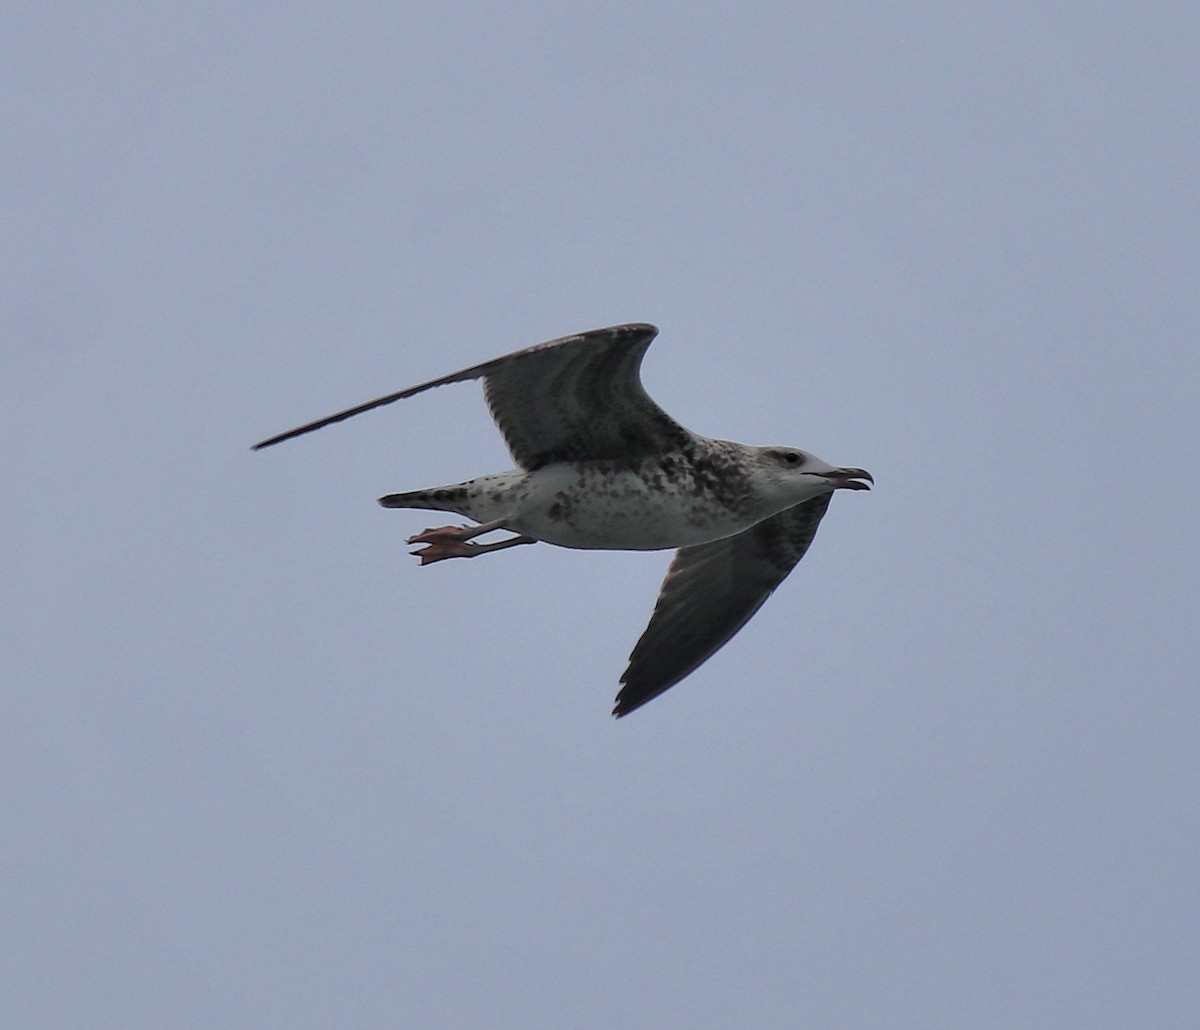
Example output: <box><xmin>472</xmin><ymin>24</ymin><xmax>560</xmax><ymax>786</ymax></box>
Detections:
<box><xmin>4</xmin><ymin>3</ymin><xmax>1198</xmax><ymax>1027</ymax></box>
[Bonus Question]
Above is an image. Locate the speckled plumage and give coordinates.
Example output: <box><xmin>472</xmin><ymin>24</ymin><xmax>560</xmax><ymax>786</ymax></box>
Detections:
<box><xmin>253</xmin><ymin>323</ymin><xmax>872</xmax><ymax>717</ymax></box>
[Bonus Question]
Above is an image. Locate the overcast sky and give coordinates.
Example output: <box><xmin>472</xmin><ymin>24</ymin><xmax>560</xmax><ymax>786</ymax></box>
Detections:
<box><xmin>4</xmin><ymin>4</ymin><xmax>1198</xmax><ymax>1028</ymax></box>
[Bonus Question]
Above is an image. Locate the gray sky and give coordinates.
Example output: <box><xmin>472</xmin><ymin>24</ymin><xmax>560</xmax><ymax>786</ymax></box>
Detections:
<box><xmin>5</xmin><ymin>3</ymin><xmax>1198</xmax><ymax>1027</ymax></box>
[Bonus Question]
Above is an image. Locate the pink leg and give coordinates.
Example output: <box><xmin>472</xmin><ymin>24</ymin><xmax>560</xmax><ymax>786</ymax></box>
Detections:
<box><xmin>406</xmin><ymin>518</ymin><xmax>509</xmax><ymax>546</ymax></box>
<box><xmin>410</xmin><ymin>534</ymin><xmax>536</xmax><ymax>566</ymax></box>
<box><xmin>405</xmin><ymin>519</ymin><xmax>536</xmax><ymax>565</ymax></box>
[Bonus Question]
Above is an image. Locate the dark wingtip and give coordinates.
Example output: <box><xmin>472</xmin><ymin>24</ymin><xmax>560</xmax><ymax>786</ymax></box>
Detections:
<box><xmin>611</xmin><ymin>685</ymin><xmax>655</xmax><ymax>719</ymax></box>
<box><xmin>250</xmin><ymin>428</ymin><xmax>305</xmax><ymax>451</ymax></box>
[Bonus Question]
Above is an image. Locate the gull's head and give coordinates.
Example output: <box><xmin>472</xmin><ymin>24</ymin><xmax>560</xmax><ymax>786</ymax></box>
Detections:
<box><xmin>754</xmin><ymin>446</ymin><xmax>874</xmax><ymax>508</ymax></box>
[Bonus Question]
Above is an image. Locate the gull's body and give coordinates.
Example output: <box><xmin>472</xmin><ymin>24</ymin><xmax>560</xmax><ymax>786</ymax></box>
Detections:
<box><xmin>254</xmin><ymin>323</ymin><xmax>871</xmax><ymax>716</ymax></box>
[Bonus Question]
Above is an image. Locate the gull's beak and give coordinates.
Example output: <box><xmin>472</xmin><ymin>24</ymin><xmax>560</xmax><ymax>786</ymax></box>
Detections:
<box><xmin>824</xmin><ymin>467</ymin><xmax>874</xmax><ymax>491</ymax></box>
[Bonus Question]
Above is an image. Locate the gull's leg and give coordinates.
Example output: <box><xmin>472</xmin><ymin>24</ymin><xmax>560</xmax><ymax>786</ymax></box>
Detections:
<box><xmin>405</xmin><ymin>518</ymin><xmax>536</xmax><ymax>565</ymax></box>
<box><xmin>406</xmin><ymin>518</ymin><xmax>510</xmax><ymax>546</ymax></box>
<box><xmin>410</xmin><ymin>534</ymin><xmax>537</xmax><ymax>566</ymax></box>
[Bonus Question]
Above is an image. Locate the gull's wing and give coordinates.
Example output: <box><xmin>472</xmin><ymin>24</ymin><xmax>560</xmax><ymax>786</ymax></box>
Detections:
<box><xmin>252</xmin><ymin>322</ymin><xmax>692</xmax><ymax>469</ymax></box>
<box><xmin>613</xmin><ymin>494</ymin><xmax>835</xmax><ymax>718</ymax></box>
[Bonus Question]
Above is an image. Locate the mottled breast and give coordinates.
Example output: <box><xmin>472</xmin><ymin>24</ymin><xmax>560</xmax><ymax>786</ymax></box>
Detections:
<box><xmin>509</xmin><ymin>454</ymin><xmax>760</xmax><ymax>550</ymax></box>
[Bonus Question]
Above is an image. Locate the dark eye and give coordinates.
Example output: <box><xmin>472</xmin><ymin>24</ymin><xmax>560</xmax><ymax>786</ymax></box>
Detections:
<box><xmin>782</xmin><ymin>451</ymin><xmax>802</xmax><ymax>465</ymax></box>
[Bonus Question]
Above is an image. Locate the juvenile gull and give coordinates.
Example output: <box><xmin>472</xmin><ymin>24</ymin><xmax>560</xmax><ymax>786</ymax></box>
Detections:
<box><xmin>253</xmin><ymin>323</ymin><xmax>871</xmax><ymax>717</ymax></box>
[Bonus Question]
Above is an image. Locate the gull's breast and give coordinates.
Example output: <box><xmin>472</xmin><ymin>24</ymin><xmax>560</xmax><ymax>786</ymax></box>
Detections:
<box><xmin>508</xmin><ymin>460</ymin><xmax>757</xmax><ymax>551</ymax></box>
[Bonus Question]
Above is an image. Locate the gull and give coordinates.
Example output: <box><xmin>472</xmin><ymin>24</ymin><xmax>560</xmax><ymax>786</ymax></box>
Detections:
<box><xmin>253</xmin><ymin>323</ymin><xmax>872</xmax><ymax>717</ymax></box>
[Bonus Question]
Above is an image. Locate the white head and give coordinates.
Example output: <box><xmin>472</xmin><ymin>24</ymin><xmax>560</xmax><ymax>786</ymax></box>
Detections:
<box><xmin>752</xmin><ymin>446</ymin><xmax>873</xmax><ymax>512</ymax></box>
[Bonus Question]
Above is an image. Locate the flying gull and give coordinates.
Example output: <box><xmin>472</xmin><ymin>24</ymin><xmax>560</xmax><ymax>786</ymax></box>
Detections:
<box><xmin>253</xmin><ymin>323</ymin><xmax>872</xmax><ymax>717</ymax></box>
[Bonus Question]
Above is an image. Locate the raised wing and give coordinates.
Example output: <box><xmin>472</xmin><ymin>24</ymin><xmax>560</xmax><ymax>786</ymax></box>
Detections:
<box><xmin>252</xmin><ymin>322</ymin><xmax>692</xmax><ymax>469</ymax></box>
<box><xmin>613</xmin><ymin>494</ymin><xmax>834</xmax><ymax>717</ymax></box>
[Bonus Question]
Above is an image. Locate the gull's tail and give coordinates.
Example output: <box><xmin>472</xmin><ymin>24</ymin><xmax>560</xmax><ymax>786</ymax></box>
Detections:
<box><xmin>378</xmin><ymin>485</ymin><xmax>471</xmax><ymax>514</ymax></box>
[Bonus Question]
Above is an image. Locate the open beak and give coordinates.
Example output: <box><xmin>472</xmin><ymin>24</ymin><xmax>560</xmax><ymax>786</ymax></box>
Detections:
<box><xmin>825</xmin><ymin>467</ymin><xmax>874</xmax><ymax>491</ymax></box>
